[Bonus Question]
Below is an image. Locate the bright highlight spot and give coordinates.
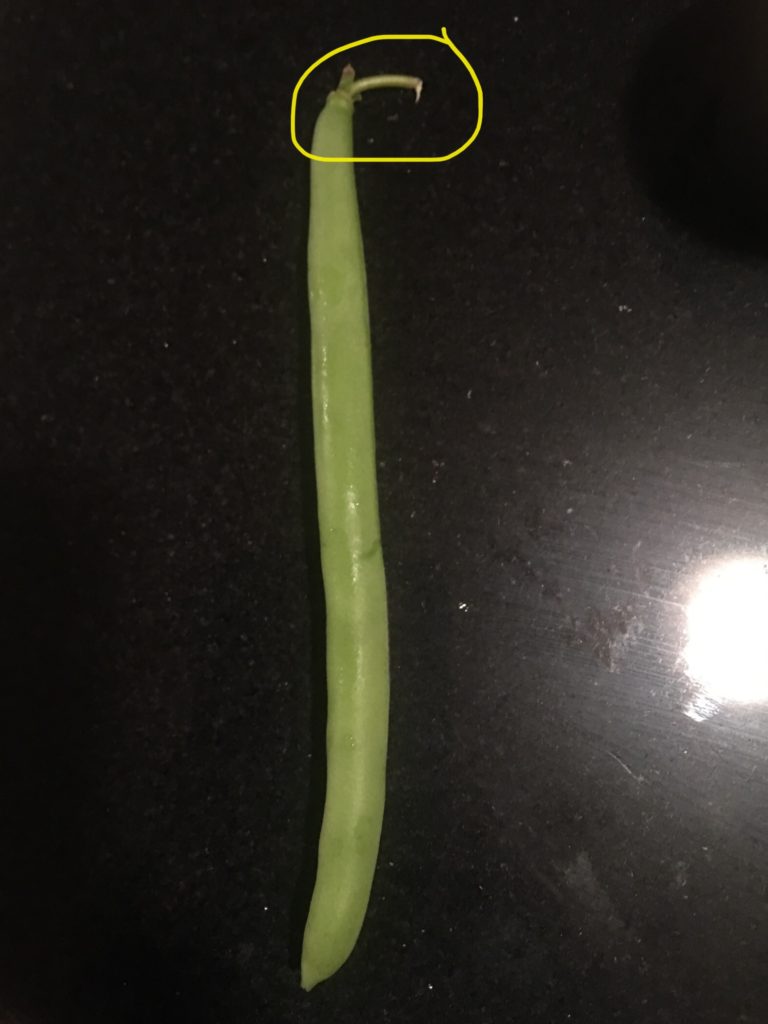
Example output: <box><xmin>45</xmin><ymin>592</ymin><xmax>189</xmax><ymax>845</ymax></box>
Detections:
<box><xmin>683</xmin><ymin>557</ymin><xmax>768</xmax><ymax>708</ymax></box>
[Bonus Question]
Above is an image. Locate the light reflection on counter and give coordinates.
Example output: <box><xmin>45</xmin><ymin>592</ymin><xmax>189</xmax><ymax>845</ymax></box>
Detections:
<box><xmin>682</xmin><ymin>556</ymin><xmax>768</xmax><ymax>721</ymax></box>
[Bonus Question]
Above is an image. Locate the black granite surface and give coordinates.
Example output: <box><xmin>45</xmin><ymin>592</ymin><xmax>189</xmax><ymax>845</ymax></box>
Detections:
<box><xmin>3</xmin><ymin>1</ymin><xmax>768</xmax><ymax>1021</ymax></box>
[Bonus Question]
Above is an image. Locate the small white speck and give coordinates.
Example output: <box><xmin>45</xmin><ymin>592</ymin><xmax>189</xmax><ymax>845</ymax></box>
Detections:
<box><xmin>618</xmin><ymin>304</ymin><xmax>632</xmax><ymax>313</ymax></box>
<box><xmin>566</xmin><ymin>507</ymin><xmax>574</xmax><ymax>514</ymax></box>
<box><xmin>562</xmin><ymin>458</ymin><xmax>572</xmax><ymax>467</ymax></box>
<box><xmin>427</xmin><ymin>983</ymin><xmax>434</xmax><ymax>991</ymax></box>
<box><xmin>232</xmin><ymin>338</ymin><xmax>238</xmax><ymax>345</ymax></box>
<box><xmin>513</xmin><ymin>15</ymin><xmax>519</xmax><ymax>21</ymax></box>
<box><xmin>458</xmin><ymin>602</ymin><xmax>468</xmax><ymax>611</ymax></box>
<box><xmin>367</xmin><ymin>137</ymin><xmax>375</xmax><ymax>144</ymax></box>
<box><xmin>467</xmin><ymin>388</ymin><xmax>473</xmax><ymax>398</ymax></box>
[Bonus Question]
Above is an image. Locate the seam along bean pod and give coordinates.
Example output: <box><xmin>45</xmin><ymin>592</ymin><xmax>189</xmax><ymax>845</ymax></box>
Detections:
<box><xmin>301</xmin><ymin>65</ymin><xmax>422</xmax><ymax>992</ymax></box>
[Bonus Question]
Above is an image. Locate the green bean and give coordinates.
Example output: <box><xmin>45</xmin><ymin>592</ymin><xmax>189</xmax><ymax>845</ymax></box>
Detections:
<box><xmin>301</xmin><ymin>65</ymin><xmax>422</xmax><ymax>992</ymax></box>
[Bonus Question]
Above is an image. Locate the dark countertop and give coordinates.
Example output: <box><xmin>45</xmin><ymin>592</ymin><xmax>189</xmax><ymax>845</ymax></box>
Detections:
<box><xmin>3</xmin><ymin>1</ymin><xmax>768</xmax><ymax>1021</ymax></box>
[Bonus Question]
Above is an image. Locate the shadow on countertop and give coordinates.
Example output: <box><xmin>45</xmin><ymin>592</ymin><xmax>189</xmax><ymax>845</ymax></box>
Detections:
<box><xmin>286</xmin><ymin>163</ymin><xmax>329</xmax><ymax>973</ymax></box>
<box><xmin>0</xmin><ymin>464</ymin><xmax>228</xmax><ymax>1024</ymax></box>
<box><xmin>624</xmin><ymin>0</ymin><xmax>768</xmax><ymax>256</ymax></box>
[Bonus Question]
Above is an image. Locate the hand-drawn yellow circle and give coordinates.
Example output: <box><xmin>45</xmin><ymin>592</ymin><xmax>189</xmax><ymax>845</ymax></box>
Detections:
<box><xmin>290</xmin><ymin>26</ymin><xmax>483</xmax><ymax>163</ymax></box>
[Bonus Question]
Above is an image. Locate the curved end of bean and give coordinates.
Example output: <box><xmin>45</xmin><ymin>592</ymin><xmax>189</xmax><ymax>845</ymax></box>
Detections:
<box><xmin>299</xmin><ymin>947</ymin><xmax>337</xmax><ymax>992</ymax></box>
<box><xmin>299</xmin><ymin>925</ymin><xmax>332</xmax><ymax>991</ymax></box>
<box><xmin>300</xmin><ymin>932</ymin><xmax>325</xmax><ymax>991</ymax></box>
<box><xmin>299</xmin><ymin>959</ymin><xmax>320</xmax><ymax>992</ymax></box>
<box><xmin>300</xmin><ymin>910</ymin><xmax>362</xmax><ymax>991</ymax></box>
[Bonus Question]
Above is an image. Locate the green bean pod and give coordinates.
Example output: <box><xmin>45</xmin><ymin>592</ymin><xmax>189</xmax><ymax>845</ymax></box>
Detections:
<box><xmin>301</xmin><ymin>66</ymin><xmax>421</xmax><ymax>992</ymax></box>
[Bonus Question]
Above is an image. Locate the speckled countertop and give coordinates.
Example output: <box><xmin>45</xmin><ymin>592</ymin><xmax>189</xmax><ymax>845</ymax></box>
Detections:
<box><xmin>2</xmin><ymin>1</ymin><xmax>768</xmax><ymax>1022</ymax></box>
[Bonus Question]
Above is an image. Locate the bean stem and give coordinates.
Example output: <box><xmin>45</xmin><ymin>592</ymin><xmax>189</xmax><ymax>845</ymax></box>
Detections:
<box><xmin>348</xmin><ymin>72</ymin><xmax>423</xmax><ymax>104</ymax></box>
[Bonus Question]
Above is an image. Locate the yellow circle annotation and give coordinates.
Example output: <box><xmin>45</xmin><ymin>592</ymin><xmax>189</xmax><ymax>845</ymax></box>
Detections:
<box><xmin>290</xmin><ymin>27</ymin><xmax>483</xmax><ymax>163</ymax></box>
